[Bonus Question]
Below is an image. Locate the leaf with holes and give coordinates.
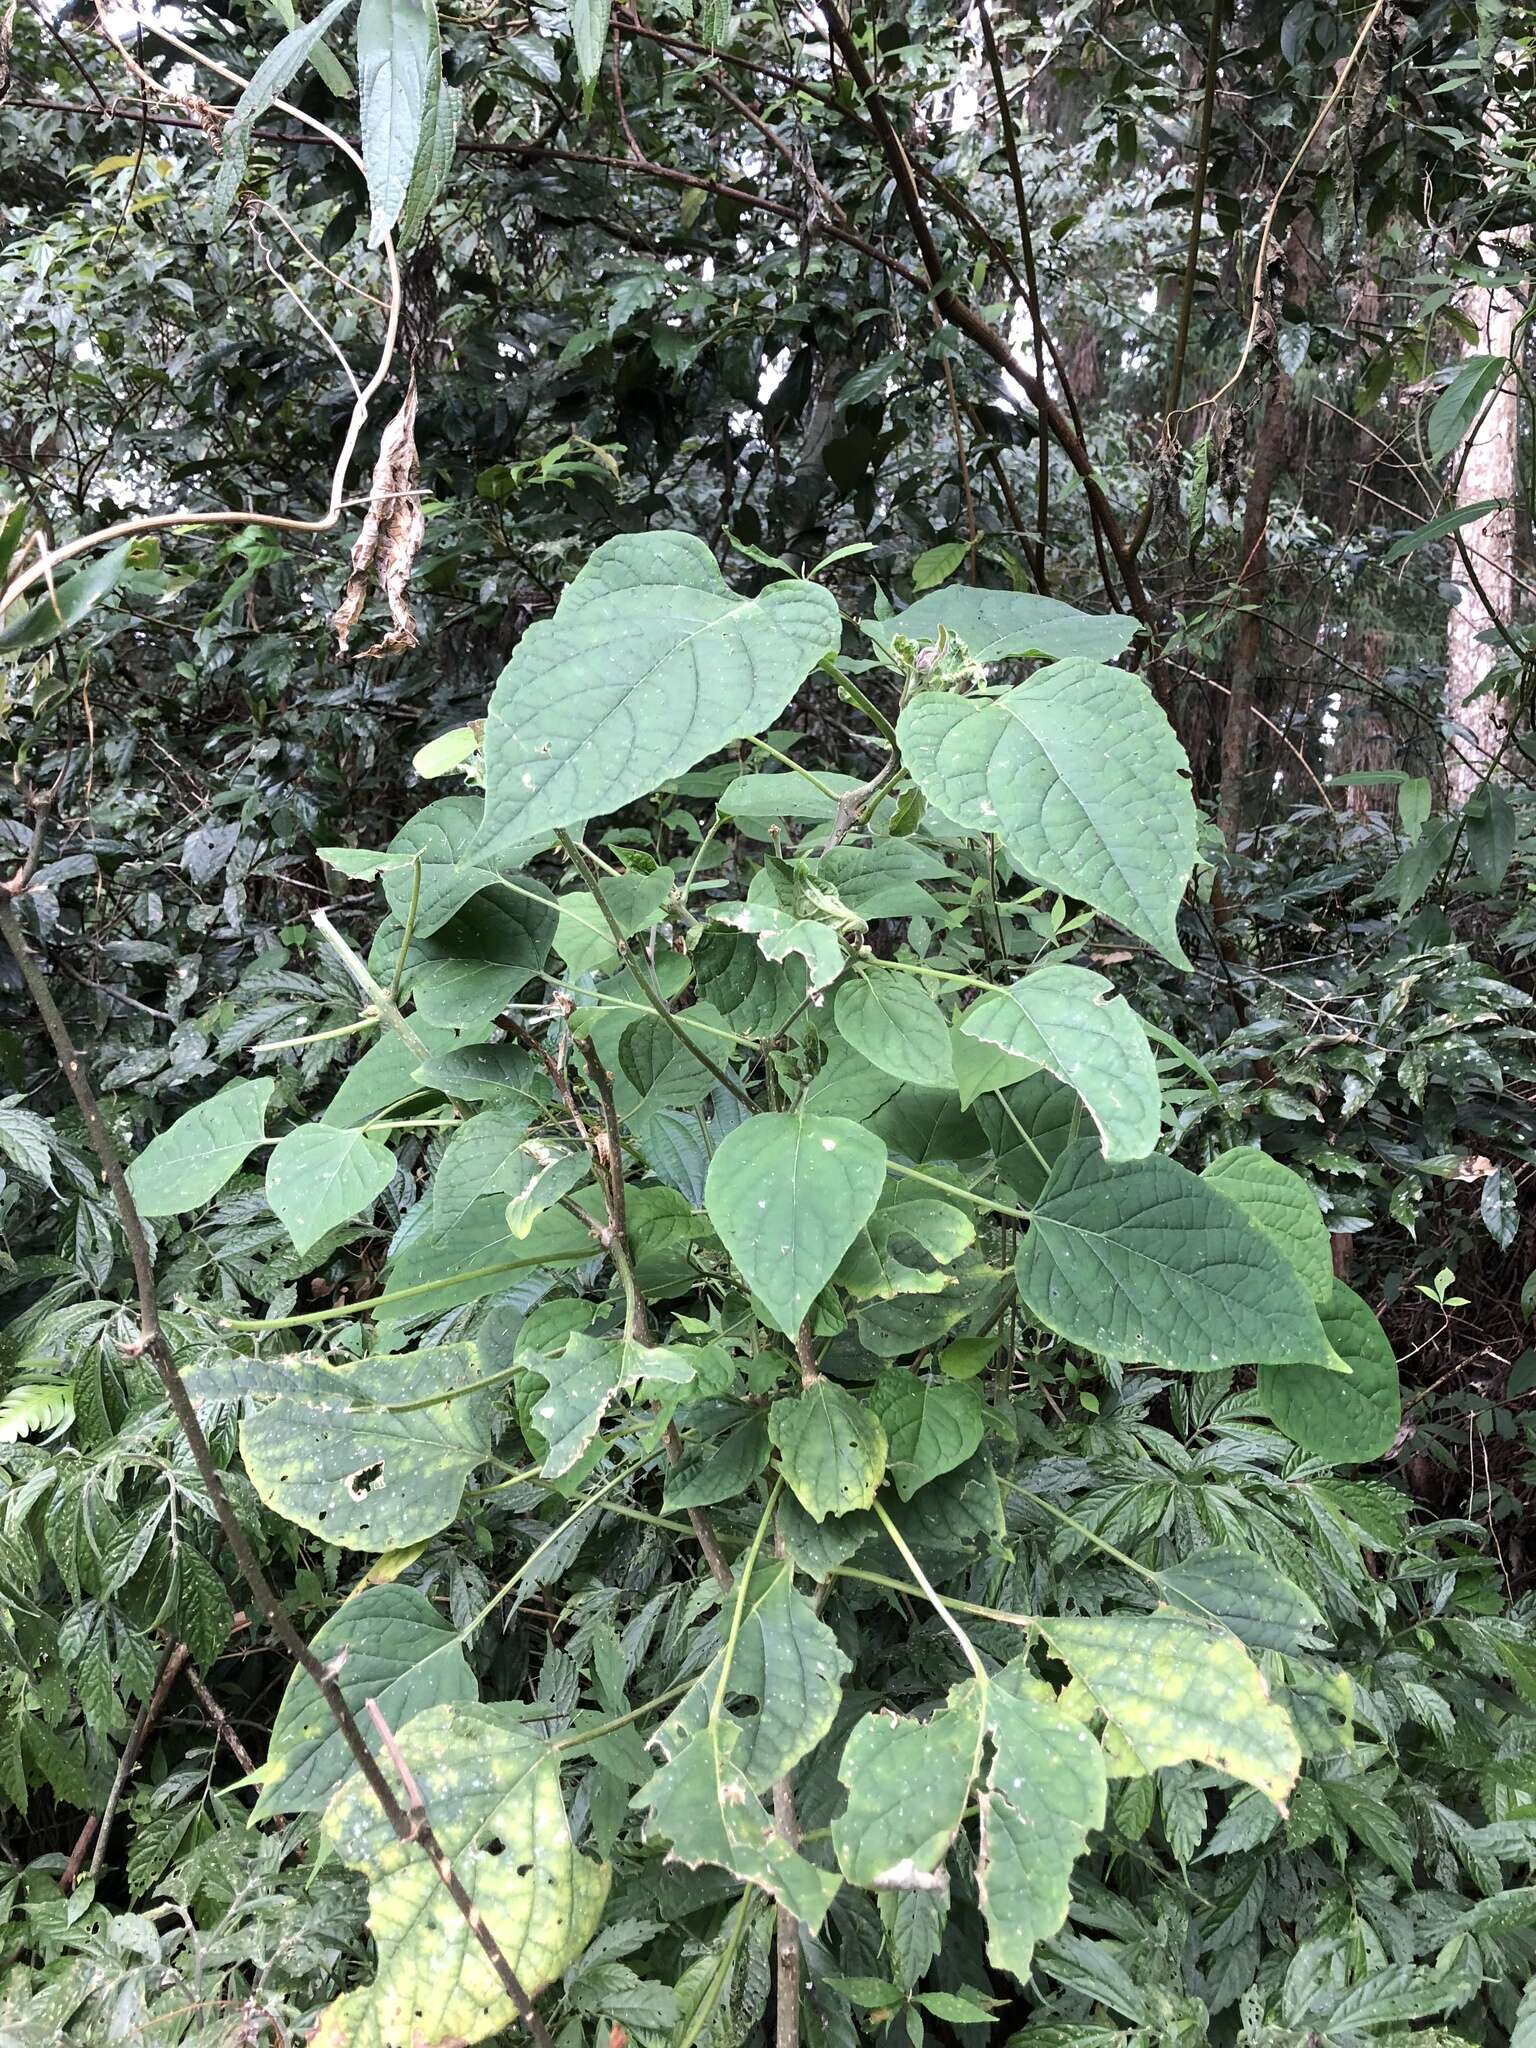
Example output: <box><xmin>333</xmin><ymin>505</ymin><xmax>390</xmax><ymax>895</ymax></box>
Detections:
<box><xmin>1041</xmin><ymin>1610</ymin><xmax>1300</xmax><ymax>1808</ymax></box>
<box><xmin>1258</xmin><ymin>1278</ymin><xmax>1401</xmax><ymax>1464</ymax></box>
<box><xmin>833</xmin><ymin>1690</ymin><xmax>983</xmax><ymax>1890</ymax></box>
<box><xmin>897</xmin><ymin>662</ymin><xmax>1195</xmax><ymax>966</ymax></box>
<box><xmin>635</xmin><ymin>1719</ymin><xmax>840</xmax><ymax>1930</ymax></box>
<box><xmin>835</xmin><ymin>973</ymin><xmax>955</xmax><ymax>1089</ymax></box>
<box><xmin>654</xmin><ymin>1559</ymin><xmax>851</xmax><ymax>1791</ymax></box>
<box><xmin>867</xmin><ymin>1373</ymin><xmax>985</xmax><ymax>1500</ymax></box>
<box><xmin>768</xmin><ymin>1381</ymin><xmax>886</xmax><ymax>1521</ymax></box>
<box><xmin>704</xmin><ymin>1112</ymin><xmax>886</xmax><ymax>1336</ymax></box>
<box><xmin>1015</xmin><ymin>1142</ymin><xmax>1331</xmax><ymax>1371</ymax></box>
<box><xmin>266</xmin><ymin>1123</ymin><xmax>396</xmax><ymax>1257</ymax></box>
<box><xmin>198</xmin><ymin>1344</ymin><xmax>495</xmax><ymax>1551</ymax></box>
<box><xmin>1201</xmin><ymin>1147</ymin><xmax>1332</xmax><ymax>1305</ymax></box>
<box><xmin>960</xmin><ymin>963</ymin><xmax>1160</xmax><ymax>1161</ymax></box>
<box><xmin>252</xmin><ymin>1584</ymin><xmax>475</xmax><ymax>1821</ymax></box>
<box><xmin>127</xmin><ymin>1079</ymin><xmax>275</xmax><ymax>1217</ymax></box>
<box><xmin>478</xmin><ymin>533</ymin><xmax>839</xmax><ymax>863</ymax></box>
<box><xmin>314</xmin><ymin>1703</ymin><xmax>609</xmax><ymax>2048</ymax></box>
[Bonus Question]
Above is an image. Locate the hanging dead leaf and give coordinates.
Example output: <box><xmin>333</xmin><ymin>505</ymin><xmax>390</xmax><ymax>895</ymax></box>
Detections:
<box><xmin>331</xmin><ymin>377</ymin><xmax>425</xmax><ymax>659</ymax></box>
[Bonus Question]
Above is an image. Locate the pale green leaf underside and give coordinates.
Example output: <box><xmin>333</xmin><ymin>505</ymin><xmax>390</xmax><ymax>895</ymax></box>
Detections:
<box><xmin>704</xmin><ymin>1111</ymin><xmax>887</xmax><ymax>1336</ymax></box>
<box><xmin>961</xmin><ymin>962</ymin><xmax>1160</xmax><ymax>1161</ymax></box>
<box><xmin>863</xmin><ymin>587</ymin><xmax>1138</xmax><ymax>667</ymax></box>
<box><xmin>529</xmin><ymin>1332</ymin><xmax>693</xmax><ymax>1478</ymax></box>
<box><xmin>127</xmin><ymin>1078</ymin><xmax>275</xmax><ymax>1217</ymax></box>
<box><xmin>478</xmin><ymin>532</ymin><xmax>839</xmax><ymax>863</ymax></box>
<box><xmin>636</xmin><ymin>1719</ymin><xmax>840</xmax><ymax>1930</ymax></box>
<box><xmin>1201</xmin><ymin>1146</ymin><xmax>1333</xmax><ymax>1304</ymax></box>
<box><xmin>228</xmin><ymin>1344</ymin><xmax>494</xmax><ymax>1550</ymax></box>
<box><xmin>431</xmin><ymin>1108</ymin><xmax>538</xmax><ymax>1237</ymax></box>
<box><xmin>897</xmin><ymin>661</ymin><xmax>1195</xmax><ymax>966</ymax></box>
<box><xmin>835</xmin><ymin>973</ymin><xmax>956</xmax><ymax>1089</ymax></box>
<box><xmin>656</xmin><ymin>1559</ymin><xmax>851</xmax><ymax>1791</ymax></box>
<box><xmin>266</xmin><ymin>1123</ymin><xmax>395</xmax><ymax>1256</ymax></box>
<box><xmin>1015</xmin><ymin>1142</ymin><xmax>1331</xmax><ymax>1371</ymax></box>
<box><xmin>315</xmin><ymin>1703</ymin><xmax>609</xmax><ymax>2048</ymax></box>
<box><xmin>252</xmin><ymin>1584</ymin><xmax>474</xmax><ymax>1821</ymax></box>
<box><xmin>768</xmin><ymin>1380</ymin><xmax>887</xmax><ymax>1521</ymax></box>
<box><xmin>1042</xmin><ymin>1610</ymin><xmax>1300</xmax><ymax>1808</ymax></box>
<box><xmin>357</xmin><ymin>0</ymin><xmax>436</xmax><ymax>245</ymax></box>
<box><xmin>1258</xmin><ymin>1277</ymin><xmax>1401</xmax><ymax>1464</ymax></box>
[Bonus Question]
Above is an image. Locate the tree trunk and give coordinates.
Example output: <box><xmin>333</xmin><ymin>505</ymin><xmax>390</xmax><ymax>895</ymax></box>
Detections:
<box><xmin>1445</xmin><ymin>275</ymin><xmax>1521</xmax><ymax>806</ymax></box>
<box><xmin>1217</xmin><ymin>380</ymin><xmax>1291</xmax><ymax>851</ymax></box>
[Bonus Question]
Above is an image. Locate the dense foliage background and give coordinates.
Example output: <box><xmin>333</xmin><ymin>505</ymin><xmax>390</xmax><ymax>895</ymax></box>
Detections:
<box><xmin>2</xmin><ymin>0</ymin><xmax>1536</xmax><ymax>2043</ymax></box>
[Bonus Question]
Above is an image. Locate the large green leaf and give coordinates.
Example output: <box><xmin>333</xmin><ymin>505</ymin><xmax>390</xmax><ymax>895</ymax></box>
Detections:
<box><xmin>127</xmin><ymin>1079</ymin><xmax>275</xmax><ymax>1217</ymax></box>
<box><xmin>867</xmin><ymin>1372</ymin><xmax>984</xmax><ymax>1500</ymax></box>
<box><xmin>1258</xmin><ymin>1278</ymin><xmax>1401</xmax><ymax>1463</ymax></box>
<box><xmin>1015</xmin><ymin>1142</ymin><xmax>1331</xmax><ymax>1371</ymax></box>
<box><xmin>379</xmin><ymin>795</ymin><xmax>539</xmax><ymax>939</ymax></box>
<box><xmin>704</xmin><ymin>1112</ymin><xmax>887</xmax><ymax>1336</ymax></box>
<box><xmin>431</xmin><ymin>1108</ymin><xmax>538</xmax><ymax>1236</ymax></box>
<box><xmin>834</xmin><ymin>972</ymin><xmax>955</xmax><ymax>1089</ymax></box>
<box><xmin>251</xmin><ymin>1584</ymin><xmax>474</xmax><ymax>1821</ymax></box>
<box><xmin>832</xmin><ymin>1690</ymin><xmax>983</xmax><ymax>1889</ymax></box>
<box><xmin>529</xmin><ymin>1332</ymin><xmax>694</xmax><ymax>1477</ymax></box>
<box><xmin>656</xmin><ymin>1559</ymin><xmax>851</xmax><ymax>1791</ymax></box>
<box><xmin>960</xmin><ymin>963</ymin><xmax>1160</xmax><ymax>1161</ymax></box>
<box><xmin>208</xmin><ymin>0</ymin><xmax>355</xmax><ymax>227</ymax></box>
<box><xmin>975</xmin><ymin>1072</ymin><xmax>1080</xmax><ymax>1203</ymax></box>
<box><xmin>314</xmin><ymin>1703</ymin><xmax>609</xmax><ymax>2048</ymax></box>
<box><xmin>0</xmin><ymin>539</ymin><xmax>134</xmax><ymax>655</ymax></box>
<box><xmin>636</xmin><ymin>1720</ymin><xmax>840</xmax><ymax>1930</ymax></box>
<box><xmin>863</xmin><ymin>587</ymin><xmax>1138</xmax><ymax>667</ymax></box>
<box><xmin>266</xmin><ymin>1123</ymin><xmax>395</xmax><ymax>1256</ymax></box>
<box><xmin>478</xmin><ymin>533</ymin><xmax>839</xmax><ymax>863</ymax></box>
<box><xmin>1201</xmin><ymin>1147</ymin><xmax>1332</xmax><ymax>1304</ymax></box>
<box><xmin>768</xmin><ymin>1381</ymin><xmax>887</xmax><ymax>1521</ymax></box>
<box><xmin>897</xmin><ymin>662</ymin><xmax>1195</xmax><ymax>966</ymax></box>
<box><xmin>357</xmin><ymin>0</ymin><xmax>436</xmax><ymax>245</ymax></box>
<box><xmin>406</xmin><ymin>887</ymin><xmax>556</xmax><ymax>1029</ymax></box>
<box><xmin>1041</xmin><ymin>1610</ymin><xmax>1300</xmax><ymax>1807</ymax></box>
<box><xmin>201</xmin><ymin>1344</ymin><xmax>495</xmax><ymax>1550</ymax></box>
<box><xmin>969</xmin><ymin>1665</ymin><xmax>1107</xmax><ymax>1983</ymax></box>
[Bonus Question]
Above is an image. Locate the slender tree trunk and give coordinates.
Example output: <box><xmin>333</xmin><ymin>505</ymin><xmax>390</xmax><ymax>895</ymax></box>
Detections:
<box><xmin>1217</xmin><ymin>379</ymin><xmax>1291</xmax><ymax>851</ymax></box>
<box><xmin>1445</xmin><ymin>272</ymin><xmax>1522</xmax><ymax>805</ymax></box>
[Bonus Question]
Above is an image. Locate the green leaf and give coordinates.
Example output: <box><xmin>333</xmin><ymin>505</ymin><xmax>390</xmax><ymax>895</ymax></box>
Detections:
<box><xmin>322</xmin><ymin>1019</ymin><xmax>466</xmax><ymax>1127</ymax></box>
<box><xmin>832</xmin><ymin>1690</ymin><xmax>983</xmax><ymax>1889</ymax></box>
<box><xmin>200</xmin><ymin>1344</ymin><xmax>495</xmax><ymax>1550</ymax></box>
<box><xmin>357</xmin><ymin>0</ymin><xmax>436</xmax><ymax>245</ymax></box>
<box><xmin>266</xmin><ymin>1123</ymin><xmax>395</xmax><ymax>1256</ymax></box>
<box><xmin>718</xmin><ymin>902</ymin><xmax>845</xmax><ymax>995</ymax></box>
<box><xmin>1426</xmin><ymin>353</ymin><xmax>1504</xmax><ymax>462</ymax></box>
<box><xmin>864</xmin><ymin>587</ymin><xmax>1138</xmax><ymax>667</ymax></box>
<box><xmin>970</xmin><ymin>1665</ymin><xmax>1107</xmax><ymax>1984</ymax></box>
<box><xmin>0</xmin><ymin>540</ymin><xmax>134</xmax><ymax>655</ymax></box>
<box><xmin>1200</xmin><ymin>1147</ymin><xmax>1332</xmax><ymax>1304</ymax></box>
<box><xmin>1041</xmin><ymin>1610</ymin><xmax>1300</xmax><ymax>1808</ymax></box>
<box><xmin>432</xmin><ymin>1108</ymin><xmax>538</xmax><ymax>1237</ymax></box>
<box><xmin>406</xmin><ymin>887</ymin><xmax>556</xmax><ymax>1029</ymax></box>
<box><xmin>1258</xmin><ymin>1278</ymin><xmax>1401</xmax><ymax>1464</ymax></box>
<box><xmin>636</xmin><ymin>1719</ymin><xmax>841</xmax><ymax>1929</ymax></box>
<box><xmin>1015</xmin><ymin>1142</ymin><xmax>1332</xmax><ymax>1371</ymax></box>
<box><xmin>897</xmin><ymin>662</ymin><xmax>1195</xmax><ymax>966</ymax></box>
<box><xmin>768</xmin><ymin>1381</ymin><xmax>886</xmax><ymax>1521</ymax></box>
<box><xmin>555</xmin><ymin>867</ymin><xmax>673</xmax><ymax>980</ymax></box>
<box><xmin>395</xmin><ymin>37</ymin><xmax>459</xmax><ymax>249</ymax></box>
<box><xmin>951</xmin><ymin>1025</ymin><xmax>1039</xmax><ymax>1109</ymax></box>
<box><xmin>655</xmin><ymin>1559</ymin><xmax>851</xmax><ymax>1790</ymax></box>
<box><xmin>911</xmin><ymin>541</ymin><xmax>970</xmax><ymax>593</ymax></box>
<box><xmin>975</xmin><ymin>1072</ymin><xmax>1080</xmax><ymax>1204</ymax></box>
<box><xmin>1382</xmin><ymin>497</ymin><xmax>1502</xmax><ymax>563</ymax></box>
<box><xmin>383</xmin><ymin>794</ymin><xmax>543</xmax><ymax>939</ymax></box>
<box><xmin>1157</xmin><ymin>1548</ymin><xmax>1328</xmax><ymax>1657</ymax></box>
<box><xmin>960</xmin><ymin>964</ymin><xmax>1160</xmax><ymax>1161</ymax></box>
<box><xmin>478</xmin><ymin>534</ymin><xmax>839</xmax><ymax>863</ymax></box>
<box><xmin>505</xmin><ymin>1145</ymin><xmax>591</xmax><ymax>1238</ymax></box>
<box><xmin>835</xmin><ymin>973</ymin><xmax>955</xmax><ymax>1089</ymax></box>
<box><xmin>836</xmin><ymin>1189</ymin><xmax>975</xmax><ymax>1302</ymax></box>
<box><xmin>867</xmin><ymin>1373</ymin><xmax>984</xmax><ymax>1500</ymax></box>
<box><xmin>209</xmin><ymin>0</ymin><xmax>356</xmax><ymax>227</ymax></box>
<box><xmin>530</xmin><ymin>1332</ymin><xmax>693</xmax><ymax>1478</ymax></box>
<box><xmin>569</xmin><ymin>0</ymin><xmax>612</xmax><ymax>88</ymax></box>
<box><xmin>252</xmin><ymin>1584</ymin><xmax>475</xmax><ymax>1820</ymax></box>
<box><xmin>314</xmin><ymin>1704</ymin><xmax>610</xmax><ymax>2048</ymax></box>
<box><xmin>704</xmin><ymin>1112</ymin><xmax>887</xmax><ymax>1336</ymax></box>
<box><xmin>127</xmin><ymin>1079</ymin><xmax>275</xmax><ymax>1217</ymax></box>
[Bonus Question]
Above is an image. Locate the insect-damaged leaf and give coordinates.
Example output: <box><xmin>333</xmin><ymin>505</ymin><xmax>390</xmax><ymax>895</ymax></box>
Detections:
<box><xmin>832</xmin><ymin>1689</ymin><xmax>983</xmax><ymax>1891</ymax></box>
<box><xmin>1014</xmin><ymin>1142</ymin><xmax>1332</xmax><ymax>1371</ymax></box>
<box><xmin>190</xmin><ymin>1344</ymin><xmax>495</xmax><ymax>1550</ymax></box>
<box><xmin>529</xmin><ymin>1332</ymin><xmax>695</xmax><ymax>1478</ymax></box>
<box><xmin>704</xmin><ymin>1112</ymin><xmax>887</xmax><ymax>1337</ymax></box>
<box><xmin>252</xmin><ymin>1584</ymin><xmax>474</xmax><ymax>1821</ymax></box>
<box><xmin>635</xmin><ymin>1718</ymin><xmax>840</xmax><ymax>1931</ymax></box>
<box><xmin>313</xmin><ymin>1703</ymin><xmax>609</xmax><ymax>2048</ymax></box>
<box><xmin>897</xmin><ymin>660</ymin><xmax>1195</xmax><ymax>967</ymax></box>
<box><xmin>477</xmin><ymin>532</ymin><xmax>839</xmax><ymax>863</ymax></box>
<box><xmin>768</xmin><ymin>1381</ymin><xmax>886</xmax><ymax>1521</ymax></box>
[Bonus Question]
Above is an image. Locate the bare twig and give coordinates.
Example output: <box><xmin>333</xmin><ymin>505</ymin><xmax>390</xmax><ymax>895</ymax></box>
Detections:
<box><xmin>88</xmin><ymin>1642</ymin><xmax>189</xmax><ymax>1880</ymax></box>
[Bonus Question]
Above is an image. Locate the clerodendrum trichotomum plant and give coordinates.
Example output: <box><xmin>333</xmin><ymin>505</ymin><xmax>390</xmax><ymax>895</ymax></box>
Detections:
<box><xmin>129</xmin><ymin>533</ymin><xmax>1400</xmax><ymax>2046</ymax></box>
